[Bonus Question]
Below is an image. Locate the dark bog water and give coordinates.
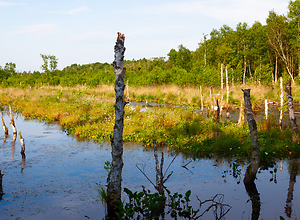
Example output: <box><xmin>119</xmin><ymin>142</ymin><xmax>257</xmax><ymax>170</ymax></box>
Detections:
<box><xmin>0</xmin><ymin>114</ymin><xmax>299</xmax><ymax>220</ymax></box>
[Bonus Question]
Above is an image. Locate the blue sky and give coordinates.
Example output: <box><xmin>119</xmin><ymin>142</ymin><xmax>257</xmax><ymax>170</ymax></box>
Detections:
<box><xmin>0</xmin><ymin>0</ymin><xmax>290</xmax><ymax>72</ymax></box>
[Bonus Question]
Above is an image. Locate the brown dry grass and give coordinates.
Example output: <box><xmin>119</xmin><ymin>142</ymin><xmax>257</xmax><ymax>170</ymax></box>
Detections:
<box><xmin>0</xmin><ymin>82</ymin><xmax>298</xmax><ymax>108</ymax></box>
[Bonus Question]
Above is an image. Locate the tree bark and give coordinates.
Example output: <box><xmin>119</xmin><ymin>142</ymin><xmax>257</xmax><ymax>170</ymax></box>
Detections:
<box><xmin>221</xmin><ymin>64</ymin><xmax>224</xmax><ymax>90</ymax></box>
<box><xmin>238</xmin><ymin>103</ymin><xmax>244</xmax><ymax>126</ymax></box>
<box><xmin>200</xmin><ymin>86</ymin><xmax>204</xmax><ymax>114</ymax></box>
<box><xmin>107</xmin><ymin>32</ymin><xmax>126</xmax><ymax>219</ymax></box>
<box><xmin>9</xmin><ymin>106</ymin><xmax>17</xmax><ymax>135</ymax></box>
<box><xmin>279</xmin><ymin>77</ymin><xmax>283</xmax><ymax>129</ymax></box>
<box><xmin>243</xmin><ymin>89</ymin><xmax>260</xmax><ymax>183</ymax></box>
<box><xmin>226</xmin><ymin>66</ymin><xmax>229</xmax><ymax>105</ymax></box>
<box><xmin>285</xmin><ymin>80</ymin><xmax>299</xmax><ymax>143</ymax></box>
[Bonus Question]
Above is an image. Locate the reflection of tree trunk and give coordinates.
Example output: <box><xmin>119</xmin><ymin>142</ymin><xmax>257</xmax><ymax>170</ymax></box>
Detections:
<box><xmin>0</xmin><ymin>170</ymin><xmax>4</xmax><ymax>200</ymax></box>
<box><xmin>285</xmin><ymin>161</ymin><xmax>299</xmax><ymax>218</ymax></box>
<box><xmin>285</xmin><ymin>80</ymin><xmax>299</xmax><ymax>142</ymax></box>
<box><xmin>11</xmin><ymin>133</ymin><xmax>16</xmax><ymax>160</ymax></box>
<box><xmin>244</xmin><ymin>181</ymin><xmax>261</xmax><ymax>220</ymax></box>
<box><xmin>243</xmin><ymin>89</ymin><xmax>260</xmax><ymax>183</ymax></box>
<box><xmin>0</xmin><ymin>112</ymin><xmax>8</xmax><ymax>135</ymax></box>
<box><xmin>107</xmin><ymin>32</ymin><xmax>126</xmax><ymax>219</ymax></box>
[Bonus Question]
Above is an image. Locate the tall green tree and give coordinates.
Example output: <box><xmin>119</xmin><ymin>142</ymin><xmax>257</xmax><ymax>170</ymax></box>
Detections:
<box><xmin>266</xmin><ymin>11</ymin><xmax>295</xmax><ymax>82</ymax></box>
<box><xmin>288</xmin><ymin>0</ymin><xmax>300</xmax><ymax>76</ymax></box>
<box><xmin>40</xmin><ymin>54</ymin><xmax>58</xmax><ymax>73</ymax></box>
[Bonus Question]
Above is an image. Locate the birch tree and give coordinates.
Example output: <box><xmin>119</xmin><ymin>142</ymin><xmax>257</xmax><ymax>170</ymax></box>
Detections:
<box><xmin>107</xmin><ymin>32</ymin><xmax>126</xmax><ymax>219</ymax></box>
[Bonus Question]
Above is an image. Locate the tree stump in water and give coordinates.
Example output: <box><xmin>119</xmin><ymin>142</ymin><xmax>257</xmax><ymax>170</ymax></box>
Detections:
<box><xmin>243</xmin><ymin>89</ymin><xmax>260</xmax><ymax>183</ymax></box>
<box><xmin>285</xmin><ymin>80</ymin><xmax>299</xmax><ymax>143</ymax></box>
<box><xmin>107</xmin><ymin>32</ymin><xmax>126</xmax><ymax>220</ymax></box>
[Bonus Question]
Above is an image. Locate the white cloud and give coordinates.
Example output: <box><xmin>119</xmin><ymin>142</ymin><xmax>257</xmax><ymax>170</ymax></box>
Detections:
<box><xmin>6</xmin><ymin>23</ymin><xmax>57</xmax><ymax>36</ymax></box>
<box><xmin>53</xmin><ymin>6</ymin><xmax>89</xmax><ymax>15</ymax></box>
<box><xmin>129</xmin><ymin>0</ymin><xmax>289</xmax><ymax>25</ymax></box>
<box><xmin>0</xmin><ymin>1</ymin><xmax>25</xmax><ymax>7</ymax></box>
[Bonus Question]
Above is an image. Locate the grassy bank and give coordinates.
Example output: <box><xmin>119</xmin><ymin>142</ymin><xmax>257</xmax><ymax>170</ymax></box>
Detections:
<box><xmin>0</xmin><ymin>85</ymin><xmax>299</xmax><ymax>159</ymax></box>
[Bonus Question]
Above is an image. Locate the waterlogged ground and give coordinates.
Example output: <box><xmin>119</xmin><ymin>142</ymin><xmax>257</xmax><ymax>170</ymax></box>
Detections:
<box><xmin>0</xmin><ymin>113</ymin><xmax>299</xmax><ymax>220</ymax></box>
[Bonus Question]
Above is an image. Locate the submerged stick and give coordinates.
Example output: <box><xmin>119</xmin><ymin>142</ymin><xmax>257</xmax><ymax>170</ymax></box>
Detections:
<box><xmin>0</xmin><ymin>112</ymin><xmax>8</xmax><ymax>135</ymax></box>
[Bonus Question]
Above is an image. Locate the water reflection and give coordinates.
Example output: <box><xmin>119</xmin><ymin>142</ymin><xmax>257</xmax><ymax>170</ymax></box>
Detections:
<box><xmin>11</xmin><ymin>134</ymin><xmax>16</xmax><ymax>160</ymax></box>
<box><xmin>0</xmin><ymin>170</ymin><xmax>3</xmax><ymax>200</ymax></box>
<box><xmin>244</xmin><ymin>181</ymin><xmax>261</xmax><ymax>220</ymax></box>
<box><xmin>285</xmin><ymin>160</ymin><xmax>299</xmax><ymax>218</ymax></box>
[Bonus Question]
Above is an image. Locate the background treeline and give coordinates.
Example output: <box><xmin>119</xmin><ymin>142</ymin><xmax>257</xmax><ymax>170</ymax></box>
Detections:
<box><xmin>2</xmin><ymin>0</ymin><xmax>300</xmax><ymax>88</ymax></box>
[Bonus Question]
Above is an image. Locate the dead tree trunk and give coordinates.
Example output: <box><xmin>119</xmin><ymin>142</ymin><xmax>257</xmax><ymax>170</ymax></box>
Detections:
<box><xmin>200</xmin><ymin>86</ymin><xmax>204</xmax><ymax>114</ymax></box>
<box><xmin>285</xmin><ymin>80</ymin><xmax>299</xmax><ymax>143</ymax></box>
<box><xmin>279</xmin><ymin>77</ymin><xmax>283</xmax><ymax>129</ymax></box>
<box><xmin>243</xmin><ymin>89</ymin><xmax>260</xmax><ymax>183</ymax></box>
<box><xmin>19</xmin><ymin>132</ymin><xmax>25</xmax><ymax>158</ymax></box>
<box><xmin>221</xmin><ymin>64</ymin><xmax>224</xmax><ymax>90</ymax></box>
<box><xmin>107</xmin><ymin>32</ymin><xmax>126</xmax><ymax>219</ymax></box>
<box><xmin>226</xmin><ymin>66</ymin><xmax>229</xmax><ymax>105</ymax></box>
<box><xmin>238</xmin><ymin>103</ymin><xmax>244</xmax><ymax>126</ymax></box>
<box><xmin>0</xmin><ymin>112</ymin><xmax>8</xmax><ymax>135</ymax></box>
<box><xmin>9</xmin><ymin>106</ymin><xmax>17</xmax><ymax>135</ymax></box>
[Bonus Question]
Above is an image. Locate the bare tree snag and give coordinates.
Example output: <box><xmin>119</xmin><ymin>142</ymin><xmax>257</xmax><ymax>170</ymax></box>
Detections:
<box><xmin>238</xmin><ymin>103</ymin><xmax>244</xmax><ymax>126</ymax></box>
<box><xmin>243</xmin><ymin>89</ymin><xmax>260</xmax><ymax>183</ymax></box>
<box><xmin>221</xmin><ymin>64</ymin><xmax>224</xmax><ymax>90</ymax></box>
<box><xmin>279</xmin><ymin>77</ymin><xmax>283</xmax><ymax>128</ymax></box>
<box><xmin>214</xmin><ymin>99</ymin><xmax>220</xmax><ymax>122</ymax></box>
<box><xmin>0</xmin><ymin>112</ymin><xmax>8</xmax><ymax>135</ymax></box>
<box><xmin>107</xmin><ymin>32</ymin><xmax>126</xmax><ymax>219</ymax></box>
<box><xmin>285</xmin><ymin>80</ymin><xmax>299</xmax><ymax>143</ymax></box>
<box><xmin>9</xmin><ymin>106</ymin><xmax>17</xmax><ymax>135</ymax></box>
<box><xmin>19</xmin><ymin>132</ymin><xmax>25</xmax><ymax>158</ymax></box>
<box><xmin>226</xmin><ymin>66</ymin><xmax>229</xmax><ymax>105</ymax></box>
<box><xmin>200</xmin><ymin>86</ymin><xmax>204</xmax><ymax>114</ymax></box>
<box><xmin>265</xmin><ymin>99</ymin><xmax>268</xmax><ymax>120</ymax></box>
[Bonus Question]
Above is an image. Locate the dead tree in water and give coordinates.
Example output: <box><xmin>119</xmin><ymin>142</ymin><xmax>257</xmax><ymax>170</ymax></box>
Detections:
<box><xmin>0</xmin><ymin>112</ymin><xmax>8</xmax><ymax>135</ymax></box>
<box><xmin>19</xmin><ymin>132</ymin><xmax>25</xmax><ymax>158</ymax></box>
<box><xmin>9</xmin><ymin>106</ymin><xmax>17</xmax><ymax>135</ymax></box>
<box><xmin>243</xmin><ymin>89</ymin><xmax>260</xmax><ymax>183</ymax></box>
<box><xmin>238</xmin><ymin>103</ymin><xmax>244</xmax><ymax>126</ymax></box>
<box><xmin>285</xmin><ymin>80</ymin><xmax>299</xmax><ymax>142</ymax></box>
<box><xmin>279</xmin><ymin>77</ymin><xmax>284</xmax><ymax>128</ymax></box>
<box><xmin>107</xmin><ymin>32</ymin><xmax>126</xmax><ymax>219</ymax></box>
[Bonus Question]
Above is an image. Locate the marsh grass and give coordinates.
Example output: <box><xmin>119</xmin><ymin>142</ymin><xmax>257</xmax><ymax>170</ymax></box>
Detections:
<box><xmin>0</xmin><ymin>85</ymin><xmax>299</xmax><ymax>159</ymax></box>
